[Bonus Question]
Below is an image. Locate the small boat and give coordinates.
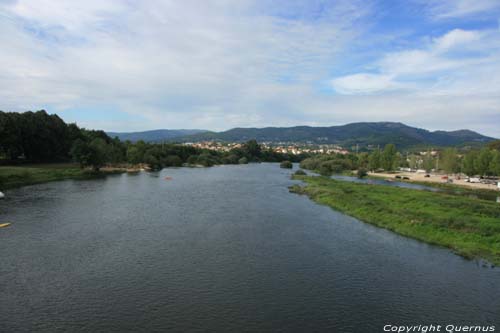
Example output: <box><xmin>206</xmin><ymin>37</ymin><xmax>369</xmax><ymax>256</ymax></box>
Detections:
<box><xmin>0</xmin><ymin>191</ymin><xmax>4</xmax><ymax>199</ymax></box>
<box><xmin>0</xmin><ymin>223</ymin><xmax>11</xmax><ymax>228</ymax></box>
<box><xmin>164</xmin><ymin>176</ymin><xmax>173</xmax><ymax>180</ymax></box>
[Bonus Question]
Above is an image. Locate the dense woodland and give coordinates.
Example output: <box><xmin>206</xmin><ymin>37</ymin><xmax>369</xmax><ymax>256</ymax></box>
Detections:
<box><xmin>0</xmin><ymin>110</ymin><xmax>302</xmax><ymax>170</ymax></box>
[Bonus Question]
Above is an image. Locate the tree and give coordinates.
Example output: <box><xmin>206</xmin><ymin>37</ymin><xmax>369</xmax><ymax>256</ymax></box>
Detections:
<box><xmin>475</xmin><ymin>148</ymin><xmax>492</xmax><ymax>176</ymax></box>
<box><xmin>87</xmin><ymin>138</ymin><xmax>108</xmax><ymax>171</ymax></box>
<box><xmin>163</xmin><ymin>155</ymin><xmax>182</xmax><ymax>167</ymax></box>
<box><xmin>408</xmin><ymin>155</ymin><xmax>419</xmax><ymax>170</ymax></box>
<box><xmin>489</xmin><ymin>150</ymin><xmax>500</xmax><ymax>176</ymax></box>
<box><xmin>242</xmin><ymin>140</ymin><xmax>261</xmax><ymax>161</ymax></box>
<box><xmin>381</xmin><ymin>144</ymin><xmax>397</xmax><ymax>171</ymax></box>
<box><xmin>357</xmin><ymin>168</ymin><xmax>368</xmax><ymax>178</ymax></box>
<box><xmin>440</xmin><ymin>148</ymin><xmax>459</xmax><ymax>174</ymax></box>
<box><xmin>462</xmin><ymin>150</ymin><xmax>478</xmax><ymax>176</ymax></box>
<box><xmin>423</xmin><ymin>151</ymin><xmax>434</xmax><ymax>173</ymax></box>
<box><xmin>126</xmin><ymin>146</ymin><xmax>143</xmax><ymax>164</ymax></box>
<box><xmin>70</xmin><ymin>138</ymin><xmax>108</xmax><ymax>171</ymax></box>
<box><xmin>357</xmin><ymin>152</ymin><xmax>369</xmax><ymax>169</ymax></box>
<box><xmin>487</xmin><ymin>140</ymin><xmax>500</xmax><ymax>151</ymax></box>
<box><xmin>70</xmin><ymin>139</ymin><xmax>92</xmax><ymax>168</ymax></box>
<box><xmin>368</xmin><ymin>149</ymin><xmax>381</xmax><ymax>171</ymax></box>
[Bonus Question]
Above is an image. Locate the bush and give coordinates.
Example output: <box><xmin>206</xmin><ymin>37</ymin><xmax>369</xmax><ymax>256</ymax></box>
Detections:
<box><xmin>162</xmin><ymin>155</ymin><xmax>182</xmax><ymax>167</ymax></box>
<box><xmin>357</xmin><ymin>168</ymin><xmax>368</xmax><ymax>178</ymax></box>
<box><xmin>238</xmin><ymin>157</ymin><xmax>248</xmax><ymax>164</ymax></box>
<box><xmin>294</xmin><ymin>169</ymin><xmax>306</xmax><ymax>176</ymax></box>
<box><xmin>280</xmin><ymin>160</ymin><xmax>293</xmax><ymax>169</ymax></box>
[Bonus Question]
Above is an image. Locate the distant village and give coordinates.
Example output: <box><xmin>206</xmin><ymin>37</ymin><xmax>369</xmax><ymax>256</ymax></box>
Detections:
<box><xmin>183</xmin><ymin>141</ymin><xmax>350</xmax><ymax>155</ymax></box>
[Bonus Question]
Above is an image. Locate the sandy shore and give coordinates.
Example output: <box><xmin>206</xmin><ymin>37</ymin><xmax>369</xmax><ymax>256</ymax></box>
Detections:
<box><xmin>369</xmin><ymin>171</ymin><xmax>500</xmax><ymax>191</ymax></box>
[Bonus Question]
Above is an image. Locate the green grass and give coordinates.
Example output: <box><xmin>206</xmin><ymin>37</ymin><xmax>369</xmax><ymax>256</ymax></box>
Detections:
<box><xmin>290</xmin><ymin>175</ymin><xmax>500</xmax><ymax>265</ymax></box>
<box><xmin>0</xmin><ymin>164</ymin><xmax>124</xmax><ymax>190</ymax></box>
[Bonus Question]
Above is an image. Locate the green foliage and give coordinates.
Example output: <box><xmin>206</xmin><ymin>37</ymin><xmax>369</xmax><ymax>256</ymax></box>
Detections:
<box><xmin>368</xmin><ymin>149</ymin><xmax>381</xmax><ymax>171</ymax></box>
<box><xmin>476</xmin><ymin>148</ymin><xmax>492</xmax><ymax>176</ymax></box>
<box><xmin>423</xmin><ymin>151</ymin><xmax>434</xmax><ymax>173</ymax></box>
<box><xmin>294</xmin><ymin>169</ymin><xmax>307</xmax><ymax>176</ymax></box>
<box><xmin>300</xmin><ymin>154</ymin><xmax>354</xmax><ymax>175</ymax></box>
<box><xmin>381</xmin><ymin>144</ymin><xmax>397</xmax><ymax>171</ymax></box>
<box><xmin>291</xmin><ymin>176</ymin><xmax>500</xmax><ymax>265</ymax></box>
<box><xmin>440</xmin><ymin>148</ymin><xmax>460</xmax><ymax>174</ymax></box>
<box><xmin>490</xmin><ymin>150</ymin><xmax>500</xmax><ymax>176</ymax></box>
<box><xmin>462</xmin><ymin>150</ymin><xmax>477</xmax><ymax>176</ymax></box>
<box><xmin>357</xmin><ymin>168</ymin><xmax>368</xmax><ymax>178</ymax></box>
<box><xmin>238</xmin><ymin>157</ymin><xmax>248</xmax><ymax>164</ymax></box>
<box><xmin>280</xmin><ymin>160</ymin><xmax>293</xmax><ymax>169</ymax></box>
<box><xmin>0</xmin><ymin>165</ymin><xmax>123</xmax><ymax>190</ymax></box>
<box><xmin>162</xmin><ymin>155</ymin><xmax>183</xmax><ymax>167</ymax></box>
<box><xmin>487</xmin><ymin>140</ymin><xmax>500</xmax><ymax>151</ymax></box>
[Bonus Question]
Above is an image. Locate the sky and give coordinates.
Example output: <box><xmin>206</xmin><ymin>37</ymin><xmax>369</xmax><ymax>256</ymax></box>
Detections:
<box><xmin>1</xmin><ymin>0</ymin><xmax>500</xmax><ymax>137</ymax></box>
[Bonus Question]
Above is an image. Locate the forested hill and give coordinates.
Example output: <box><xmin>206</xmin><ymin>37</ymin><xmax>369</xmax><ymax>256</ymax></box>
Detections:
<box><xmin>175</xmin><ymin>122</ymin><xmax>495</xmax><ymax>148</ymax></box>
<box><xmin>0</xmin><ymin>110</ymin><xmax>112</xmax><ymax>162</ymax></box>
<box><xmin>107</xmin><ymin>129</ymin><xmax>206</xmax><ymax>142</ymax></box>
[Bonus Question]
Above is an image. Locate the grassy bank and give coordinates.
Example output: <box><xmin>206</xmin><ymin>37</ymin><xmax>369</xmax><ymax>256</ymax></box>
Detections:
<box><xmin>0</xmin><ymin>164</ymin><xmax>125</xmax><ymax>190</ymax></box>
<box><xmin>290</xmin><ymin>175</ymin><xmax>500</xmax><ymax>265</ymax></box>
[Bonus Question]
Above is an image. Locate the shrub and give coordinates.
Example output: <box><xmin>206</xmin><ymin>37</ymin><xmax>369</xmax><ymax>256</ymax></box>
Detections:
<box><xmin>357</xmin><ymin>168</ymin><xmax>368</xmax><ymax>178</ymax></box>
<box><xmin>280</xmin><ymin>160</ymin><xmax>293</xmax><ymax>169</ymax></box>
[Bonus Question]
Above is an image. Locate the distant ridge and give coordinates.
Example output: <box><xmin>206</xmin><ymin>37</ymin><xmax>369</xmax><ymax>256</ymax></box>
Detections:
<box><xmin>110</xmin><ymin>122</ymin><xmax>496</xmax><ymax>148</ymax></box>
<box><xmin>107</xmin><ymin>129</ymin><xmax>206</xmax><ymax>142</ymax></box>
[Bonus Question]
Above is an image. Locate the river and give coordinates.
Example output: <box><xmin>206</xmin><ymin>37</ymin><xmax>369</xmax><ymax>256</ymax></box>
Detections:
<box><xmin>1</xmin><ymin>163</ymin><xmax>499</xmax><ymax>332</ymax></box>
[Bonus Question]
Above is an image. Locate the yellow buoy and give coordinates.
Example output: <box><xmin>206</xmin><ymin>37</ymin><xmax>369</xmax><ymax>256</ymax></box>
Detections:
<box><xmin>0</xmin><ymin>223</ymin><xmax>11</xmax><ymax>228</ymax></box>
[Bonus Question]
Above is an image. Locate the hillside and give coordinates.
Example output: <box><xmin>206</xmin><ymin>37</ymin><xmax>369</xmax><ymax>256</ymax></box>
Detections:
<box><xmin>108</xmin><ymin>122</ymin><xmax>495</xmax><ymax>149</ymax></box>
<box><xmin>177</xmin><ymin>122</ymin><xmax>495</xmax><ymax>148</ymax></box>
<box><xmin>107</xmin><ymin>129</ymin><xmax>206</xmax><ymax>142</ymax></box>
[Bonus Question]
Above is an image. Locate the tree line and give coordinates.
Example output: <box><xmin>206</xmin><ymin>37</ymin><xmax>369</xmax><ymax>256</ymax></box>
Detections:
<box><xmin>0</xmin><ymin>110</ymin><xmax>303</xmax><ymax>170</ymax></box>
<box><xmin>299</xmin><ymin>143</ymin><xmax>500</xmax><ymax>177</ymax></box>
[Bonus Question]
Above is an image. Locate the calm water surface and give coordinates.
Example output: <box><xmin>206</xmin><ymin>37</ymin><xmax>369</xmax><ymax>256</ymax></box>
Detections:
<box><xmin>1</xmin><ymin>164</ymin><xmax>499</xmax><ymax>332</ymax></box>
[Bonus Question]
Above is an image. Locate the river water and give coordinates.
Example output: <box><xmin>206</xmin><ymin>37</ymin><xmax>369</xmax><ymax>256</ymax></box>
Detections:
<box><xmin>1</xmin><ymin>164</ymin><xmax>499</xmax><ymax>332</ymax></box>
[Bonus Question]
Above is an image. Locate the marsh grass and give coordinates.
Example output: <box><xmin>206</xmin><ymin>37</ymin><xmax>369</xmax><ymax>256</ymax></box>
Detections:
<box><xmin>0</xmin><ymin>165</ymin><xmax>123</xmax><ymax>190</ymax></box>
<box><xmin>290</xmin><ymin>175</ymin><xmax>500</xmax><ymax>265</ymax></box>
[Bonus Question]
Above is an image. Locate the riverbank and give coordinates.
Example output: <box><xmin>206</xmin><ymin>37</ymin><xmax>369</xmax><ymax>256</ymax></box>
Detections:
<box><xmin>290</xmin><ymin>175</ymin><xmax>500</xmax><ymax>265</ymax></box>
<box><xmin>0</xmin><ymin>164</ymin><xmax>126</xmax><ymax>190</ymax></box>
<box><xmin>369</xmin><ymin>171</ymin><xmax>499</xmax><ymax>191</ymax></box>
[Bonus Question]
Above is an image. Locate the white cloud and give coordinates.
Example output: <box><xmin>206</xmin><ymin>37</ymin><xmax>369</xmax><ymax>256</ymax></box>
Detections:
<box><xmin>331</xmin><ymin>73</ymin><xmax>397</xmax><ymax>94</ymax></box>
<box><xmin>433</xmin><ymin>29</ymin><xmax>481</xmax><ymax>51</ymax></box>
<box><xmin>0</xmin><ymin>0</ymin><xmax>370</xmax><ymax>130</ymax></box>
<box><xmin>422</xmin><ymin>0</ymin><xmax>500</xmax><ymax>19</ymax></box>
<box><xmin>0</xmin><ymin>0</ymin><xmax>499</xmax><ymax>137</ymax></box>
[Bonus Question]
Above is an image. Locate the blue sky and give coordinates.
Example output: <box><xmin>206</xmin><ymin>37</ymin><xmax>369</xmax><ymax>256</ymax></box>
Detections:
<box><xmin>1</xmin><ymin>0</ymin><xmax>500</xmax><ymax>137</ymax></box>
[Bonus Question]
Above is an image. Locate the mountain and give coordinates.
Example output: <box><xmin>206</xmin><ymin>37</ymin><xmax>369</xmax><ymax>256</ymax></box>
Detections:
<box><xmin>107</xmin><ymin>129</ymin><xmax>206</xmax><ymax>142</ymax></box>
<box><xmin>175</xmin><ymin>122</ymin><xmax>495</xmax><ymax>148</ymax></box>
